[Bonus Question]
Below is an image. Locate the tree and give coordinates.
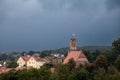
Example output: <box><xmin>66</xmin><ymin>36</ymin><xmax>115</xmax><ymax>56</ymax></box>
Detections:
<box><xmin>94</xmin><ymin>68</ymin><xmax>107</xmax><ymax>80</ymax></box>
<box><xmin>82</xmin><ymin>49</ymin><xmax>101</xmax><ymax>63</ymax></box>
<box><xmin>43</xmin><ymin>63</ymin><xmax>54</xmax><ymax>69</ymax></box>
<box><xmin>115</xmin><ymin>55</ymin><xmax>120</xmax><ymax>71</ymax></box>
<box><xmin>112</xmin><ymin>38</ymin><xmax>120</xmax><ymax>54</ymax></box>
<box><xmin>40</xmin><ymin>52</ymin><xmax>48</xmax><ymax>58</ymax></box>
<box><xmin>93</xmin><ymin>55</ymin><xmax>108</xmax><ymax>71</ymax></box>
<box><xmin>82</xmin><ymin>50</ymin><xmax>93</xmax><ymax>62</ymax></box>
<box><xmin>66</xmin><ymin>58</ymin><xmax>76</xmax><ymax>70</ymax></box>
<box><xmin>0</xmin><ymin>70</ymin><xmax>17</xmax><ymax>80</ymax></box>
<box><xmin>55</xmin><ymin>64</ymin><xmax>70</xmax><ymax>80</ymax></box>
<box><xmin>68</xmin><ymin>67</ymin><xmax>90</xmax><ymax>80</ymax></box>
<box><xmin>102</xmin><ymin>50</ymin><xmax>114</xmax><ymax>65</ymax></box>
<box><xmin>16</xmin><ymin>69</ymin><xmax>30</xmax><ymax>80</ymax></box>
<box><xmin>28</xmin><ymin>50</ymin><xmax>35</xmax><ymax>55</ymax></box>
<box><xmin>6</xmin><ymin>61</ymin><xmax>18</xmax><ymax>68</ymax></box>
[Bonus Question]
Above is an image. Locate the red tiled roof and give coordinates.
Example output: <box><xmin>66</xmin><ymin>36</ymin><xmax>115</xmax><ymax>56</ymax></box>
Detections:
<box><xmin>63</xmin><ymin>50</ymin><xmax>87</xmax><ymax>64</ymax></box>
<box><xmin>21</xmin><ymin>55</ymin><xmax>46</xmax><ymax>62</ymax></box>
<box><xmin>22</xmin><ymin>55</ymin><xmax>31</xmax><ymax>61</ymax></box>
<box><xmin>15</xmin><ymin>66</ymin><xmax>32</xmax><ymax>71</ymax></box>
<box><xmin>32</xmin><ymin>56</ymin><xmax>46</xmax><ymax>62</ymax></box>
<box><xmin>0</xmin><ymin>67</ymin><xmax>11</xmax><ymax>73</ymax></box>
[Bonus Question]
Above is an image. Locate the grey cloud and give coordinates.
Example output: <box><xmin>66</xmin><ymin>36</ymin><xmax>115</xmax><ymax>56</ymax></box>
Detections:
<box><xmin>106</xmin><ymin>0</ymin><xmax>120</xmax><ymax>9</ymax></box>
<box><xmin>0</xmin><ymin>0</ymin><xmax>120</xmax><ymax>52</ymax></box>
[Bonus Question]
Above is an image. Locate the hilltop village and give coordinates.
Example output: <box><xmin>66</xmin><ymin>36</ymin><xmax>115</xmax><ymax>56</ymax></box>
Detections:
<box><xmin>0</xmin><ymin>37</ymin><xmax>89</xmax><ymax>73</ymax></box>
<box><xmin>0</xmin><ymin>37</ymin><xmax>120</xmax><ymax>80</ymax></box>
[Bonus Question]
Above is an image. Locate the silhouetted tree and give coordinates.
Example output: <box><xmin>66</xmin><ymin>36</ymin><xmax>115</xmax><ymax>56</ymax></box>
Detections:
<box><xmin>93</xmin><ymin>55</ymin><xmax>108</xmax><ymax>71</ymax></box>
<box><xmin>112</xmin><ymin>38</ymin><xmax>120</xmax><ymax>54</ymax></box>
<box><xmin>115</xmin><ymin>55</ymin><xmax>120</xmax><ymax>71</ymax></box>
<box><xmin>94</xmin><ymin>68</ymin><xmax>107</xmax><ymax>80</ymax></box>
<box><xmin>66</xmin><ymin>58</ymin><xmax>76</xmax><ymax>70</ymax></box>
<box><xmin>68</xmin><ymin>67</ymin><xmax>90</xmax><ymax>80</ymax></box>
<box><xmin>6</xmin><ymin>61</ymin><xmax>18</xmax><ymax>68</ymax></box>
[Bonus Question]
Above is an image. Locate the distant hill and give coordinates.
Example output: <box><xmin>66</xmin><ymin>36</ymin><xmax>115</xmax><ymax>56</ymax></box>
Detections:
<box><xmin>47</xmin><ymin>46</ymin><xmax>112</xmax><ymax>54</ymax></box>
<box><xmin>78</xmin><ymin>46</ymin><xmax>112</xmax><ymax>52</ymax></box>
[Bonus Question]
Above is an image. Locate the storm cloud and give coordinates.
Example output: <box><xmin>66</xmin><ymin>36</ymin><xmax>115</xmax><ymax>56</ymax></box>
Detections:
<box><xmin>0</xmin><ymin>0</ymin><xmax>120</xmax><ymax>52</ymax></box>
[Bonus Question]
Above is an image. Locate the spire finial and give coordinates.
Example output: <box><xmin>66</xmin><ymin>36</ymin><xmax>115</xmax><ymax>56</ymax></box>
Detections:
<box><xmin>72</xmin><ymin>33</ymin><xmax>75</xmax><ymax>38</ymax></box>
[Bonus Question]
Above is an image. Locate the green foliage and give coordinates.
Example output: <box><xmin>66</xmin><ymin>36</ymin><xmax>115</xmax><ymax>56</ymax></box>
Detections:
<box><xmin>83</xmin><ymin>49</ymin><xmax>101</xmax><ymax>63</ymax></box>
<box><xmin>0</xmin><ymin>58</ymin><xmax>119</xmax><ymax>80</ymax></box>
<box><xmin>66</xmin><ymin>58</ymin><xmax>76</xmax><ymax>70</ymax></box>
<box><xmin>94</xmin><ymin>68</ymin><xmax>107</xmax><ymax>80</ymax></box>
<box><xmin>112</xmin><ymin>38</ymin><xmax>120</xmax><ymax>54</ymax></box>
<box><xmin>40</xmin><ymin>51</ymin><xmax>49</xmax><ymax>58</ymax></box>
<box><xmin>115</xmin><ymin>55</ymin><xmax>120</xmax><ymax>71</ymax></box>
<box><xmin>43</xmin><ymin>63</ymin><xmax>54</xmax><ymax>69</ymax></box>
<box><xmin>55</xmin><ymin>64</ymin><xmax>70</xmax><ymax>80</ymax></box>
<box><xmin>102</xmin><ymin>50</ymin><xmax>116</xmax><ymax>65</ymax></box>
<box><xmin>0</xmin><ymin>67</ymin><xmax>51</xmax><ymax>80</ymax></box>
<box><xmin>6</xmin><ymin>61</ymin><xmax>18</xmax><ymax>68</ymax></box>
<box><xmin>68</xmin><ymin>67</ymin><xmax>90</xmax><ymax>80</ymax></box>
<box><xmin>111</xmin><ymin>71</ymin><xmax>120</xmax><ymax>80</ymax></box>
<box><xmin>86</xmin><ymin>63</ymin><xmax>96</xmax><ymax>74</ymax></box>
<box><xmin>94</xmin><ymin>67</ymin><xmax>120</xmax><ymax>80</ymax></box>
<box><xmin>0</xmin><ymin>54</ymin><xmax>15</xmax><ymax>61</ymax></box>
<box><xmin>94</xmin><ymin>55</ymin><xmax>108</xmax><ymax>71</ymax></box>
<box><xmin>0</xmin><ymin>70</ymin><xmax>17</xmax><ymax>80</ymax></box>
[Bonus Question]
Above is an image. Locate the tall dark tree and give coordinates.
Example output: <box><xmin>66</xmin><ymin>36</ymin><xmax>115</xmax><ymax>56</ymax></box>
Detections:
<box><xmin>93</xmin><ymin>55</ymin><xmax>108</xmax><ymax>71</ymax></box>
<box><xmin>115</xmin><ymin>55</ymin><xmax>120</xmax><ymax>71</ymax></box>
<box><xmin>68</xmin><ymin>67</ymin><xmax>90</xmax><ymax>80</ymax></box>
<box><xmin>55</xmin><ymin>64</ymin><xmax>70</xmax><ymax>80</ymax></box>
<box><xmin>0</xmin><ymin>70</ymin><xmax>17</xmax><ymax>80</ymax></box>
<box><xmin>102</xmin><ymin>50</ymin><xmax>113</xmax><ymax>65</ymax></box>
<box><xmin>112</xmin><ymin>38</ymin><xmax>120</xmax><ymax>54</ymax></box>
<box><xmin>6</xmin><ymin>61</ymin><xmax>18</xmax><ymax>68</ymax></box>
<box><xmin>94</xmin><ymin>68</ymin><xmax>107</xmax><ymax>80</ymax></box>
<box><xmin>40</xmin><ymin>52</ymin><xmax>48</xmax><ymax>58</ymax></box>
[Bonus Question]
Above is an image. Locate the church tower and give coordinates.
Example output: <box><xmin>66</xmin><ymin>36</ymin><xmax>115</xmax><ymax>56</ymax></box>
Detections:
<box><xmin>63</xmin><ymin>34</ymin><xmax>89</xmax><ymax>65</ymax></box>
<box><xmin>70</xmin><ymin>38</ymin><xmax>77</xmax><ymax>51</ymax></box>
<box><xmin>63</xmin><ymin>34</ymin><xmax>89</xmax><ymax>66</ymax></box>
<box><xmin>69</xmin><ymin>34</ymin><xmax>77</xmax><ymax>51</ymax></box>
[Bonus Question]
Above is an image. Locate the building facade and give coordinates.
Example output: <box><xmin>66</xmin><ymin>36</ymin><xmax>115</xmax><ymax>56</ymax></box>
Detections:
<box><xmin>17</xmin><ymin>55</ymin><xmax>46</xmax><ymax>69</ymax></box>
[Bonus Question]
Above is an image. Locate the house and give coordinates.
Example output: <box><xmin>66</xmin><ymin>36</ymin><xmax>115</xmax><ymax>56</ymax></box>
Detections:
<box><xmin>51</xmin><ymin>53</ymin><xmax>65</xmax><ymax>58</ymax></box>
<box><xmin>17</xmin><ymin>55</ymin><xmax>47</xmax><ymax>69</ymax></box>
<box><xmin>17</xmin><ymin>55</ymin><xmax>31</xmax><ymax>67</ymax></box>
<box><xmin>27</xmin><ymin>55</ymin><xmax>46</xmax><ymax>69</ymax></box>
<box><xmin>63</xmin><ymin>36</ymin><xmax>89</xmax><ymax>66</ymax></box>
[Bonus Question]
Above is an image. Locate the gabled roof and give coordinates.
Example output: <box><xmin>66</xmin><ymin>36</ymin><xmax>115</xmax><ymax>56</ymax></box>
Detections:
<box><xmin>19</xmin><ymin>55</ymin><xmax>46</xmax><ymax>62</ymax></box>
<box><xmin>32</xmin><ymin>56</ymin><xmax>47</xmax><ymax>62</ymax></box>
<box><xmin>21</xmin><ymin>55</ymin><xmax>31</xmax><ymax>61</ymax></box>
<box><xmin>63</xmin><ymin>50</ymin><xmax>88</xmax><ymax>64</ymax></box>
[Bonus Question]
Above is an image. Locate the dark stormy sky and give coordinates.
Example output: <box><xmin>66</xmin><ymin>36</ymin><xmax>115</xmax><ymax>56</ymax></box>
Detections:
<box><xmin>0</xmin><ymin>0</ymin><xmax>120</xmax><ymax>52</ymax></box>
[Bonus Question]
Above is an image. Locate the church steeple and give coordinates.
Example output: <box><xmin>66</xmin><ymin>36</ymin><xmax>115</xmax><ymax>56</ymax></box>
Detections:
<box><xmin>63</xmin><ymin>34</ymin><xmax>89</xmax><ymax>65</ymax></box>
<box><xmin>69</xmin><ymin>34</ymin><xmax>77</xmax><ymax>51</ymax></box>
